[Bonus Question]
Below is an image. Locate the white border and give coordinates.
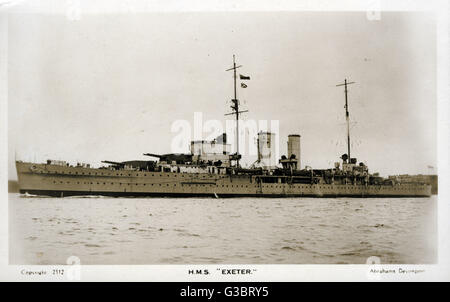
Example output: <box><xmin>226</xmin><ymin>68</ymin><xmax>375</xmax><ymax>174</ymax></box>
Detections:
<box><xmin>0</xmin><ymin>0</ymin><xmax>449</xmax><ymax>282</ymax></box>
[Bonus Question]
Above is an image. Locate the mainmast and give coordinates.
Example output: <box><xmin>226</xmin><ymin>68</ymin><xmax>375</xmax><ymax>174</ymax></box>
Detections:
<box><xmin>225</xmin><ymin>55</ymin><xmax>248</xmax><ymax>167</ymax></box>
<box><xmin>336</xmin><ymin>79</ymin><xmax>355</xmax><ymax>162</ymax></box>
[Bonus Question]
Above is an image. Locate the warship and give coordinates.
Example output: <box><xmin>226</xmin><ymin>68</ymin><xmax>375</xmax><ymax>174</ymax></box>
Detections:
<box><xmin>15</xmin><ymin>56</ymin><xmax>431</xmax><ymax>198</ymax></box>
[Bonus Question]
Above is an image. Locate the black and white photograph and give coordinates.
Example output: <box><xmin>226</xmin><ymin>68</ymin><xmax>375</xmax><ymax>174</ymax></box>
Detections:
<box><xmin>1</xmin><ymin>0</ymin><xmax>449</xmax><ymax>282</ymax></box>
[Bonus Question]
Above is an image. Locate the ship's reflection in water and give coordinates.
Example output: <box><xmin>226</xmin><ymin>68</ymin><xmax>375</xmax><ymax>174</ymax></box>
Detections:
<box><xmin>9</xmin><ymin>194</ymin><xmax>436</xmax><ymax>264</ymax></box>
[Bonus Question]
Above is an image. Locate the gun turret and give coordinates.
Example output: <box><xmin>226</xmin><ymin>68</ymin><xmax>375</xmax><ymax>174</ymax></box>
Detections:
<box><xmin>102</xmin><ymin>160</ymin><xmax>156</xmax><ymax>171</ymax></box>
<box><xmin>143</xmin><ymin>153</ymin><xmax>192</xmax><ymax>164</ymax></box>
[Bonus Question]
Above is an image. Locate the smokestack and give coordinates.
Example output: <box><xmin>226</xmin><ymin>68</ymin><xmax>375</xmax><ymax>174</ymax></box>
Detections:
<box><xmin>257</xmin><ymin>131</ymin><xmax>276</xmax><ymax>169</ymax></box>
<box><xmin>287</xmin><ymin>134</ymin><xmax>301</xmax><ymax>170</ymax></box>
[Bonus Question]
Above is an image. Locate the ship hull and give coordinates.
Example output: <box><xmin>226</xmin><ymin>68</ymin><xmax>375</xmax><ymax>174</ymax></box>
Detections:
<box><xmin>15</xmin><ymin>161</ymin><xmax>432</xmax><ymax>198</ymax></box>
<box><xmin>18</xmin><ymin>189</ymin><xmax>432</xmax><ymax>198</ymax></box>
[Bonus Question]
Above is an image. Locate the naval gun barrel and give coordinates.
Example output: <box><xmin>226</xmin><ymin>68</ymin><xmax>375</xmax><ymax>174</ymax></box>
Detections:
<box><xmin>102</xmin><ymin>160</ymin><xmax>124</xmax><ymax>166</ymax></box>
<box><xmin>143</xmin><ymin>153</ymin><xmax>162</xmax><ymax>158</ymax></box>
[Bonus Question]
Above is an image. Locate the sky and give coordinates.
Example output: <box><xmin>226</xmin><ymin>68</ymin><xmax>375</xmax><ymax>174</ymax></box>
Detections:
<box><xmin>7</xmin><ymin>9</ymin><xmax>437</xmax><ymax>179</ymax></box>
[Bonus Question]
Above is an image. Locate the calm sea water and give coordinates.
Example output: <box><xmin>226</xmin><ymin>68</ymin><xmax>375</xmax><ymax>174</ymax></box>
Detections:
<box><xmin>8</xmin><ymin>193</ymin><xmax>437</xmax><ymax>264</ymax></box>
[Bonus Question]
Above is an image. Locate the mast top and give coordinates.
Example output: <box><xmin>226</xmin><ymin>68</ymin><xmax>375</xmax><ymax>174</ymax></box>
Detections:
<box><xmin>336</xmin><ymin>79</ymin><xmax>355</xmax><ymax>87</ymax></box>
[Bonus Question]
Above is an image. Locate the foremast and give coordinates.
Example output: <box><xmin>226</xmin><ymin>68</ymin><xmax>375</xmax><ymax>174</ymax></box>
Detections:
<box><xmin>225</xmin><ymin>55</ymin><xmax>249</xmax><ymax>168</ymax></box>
